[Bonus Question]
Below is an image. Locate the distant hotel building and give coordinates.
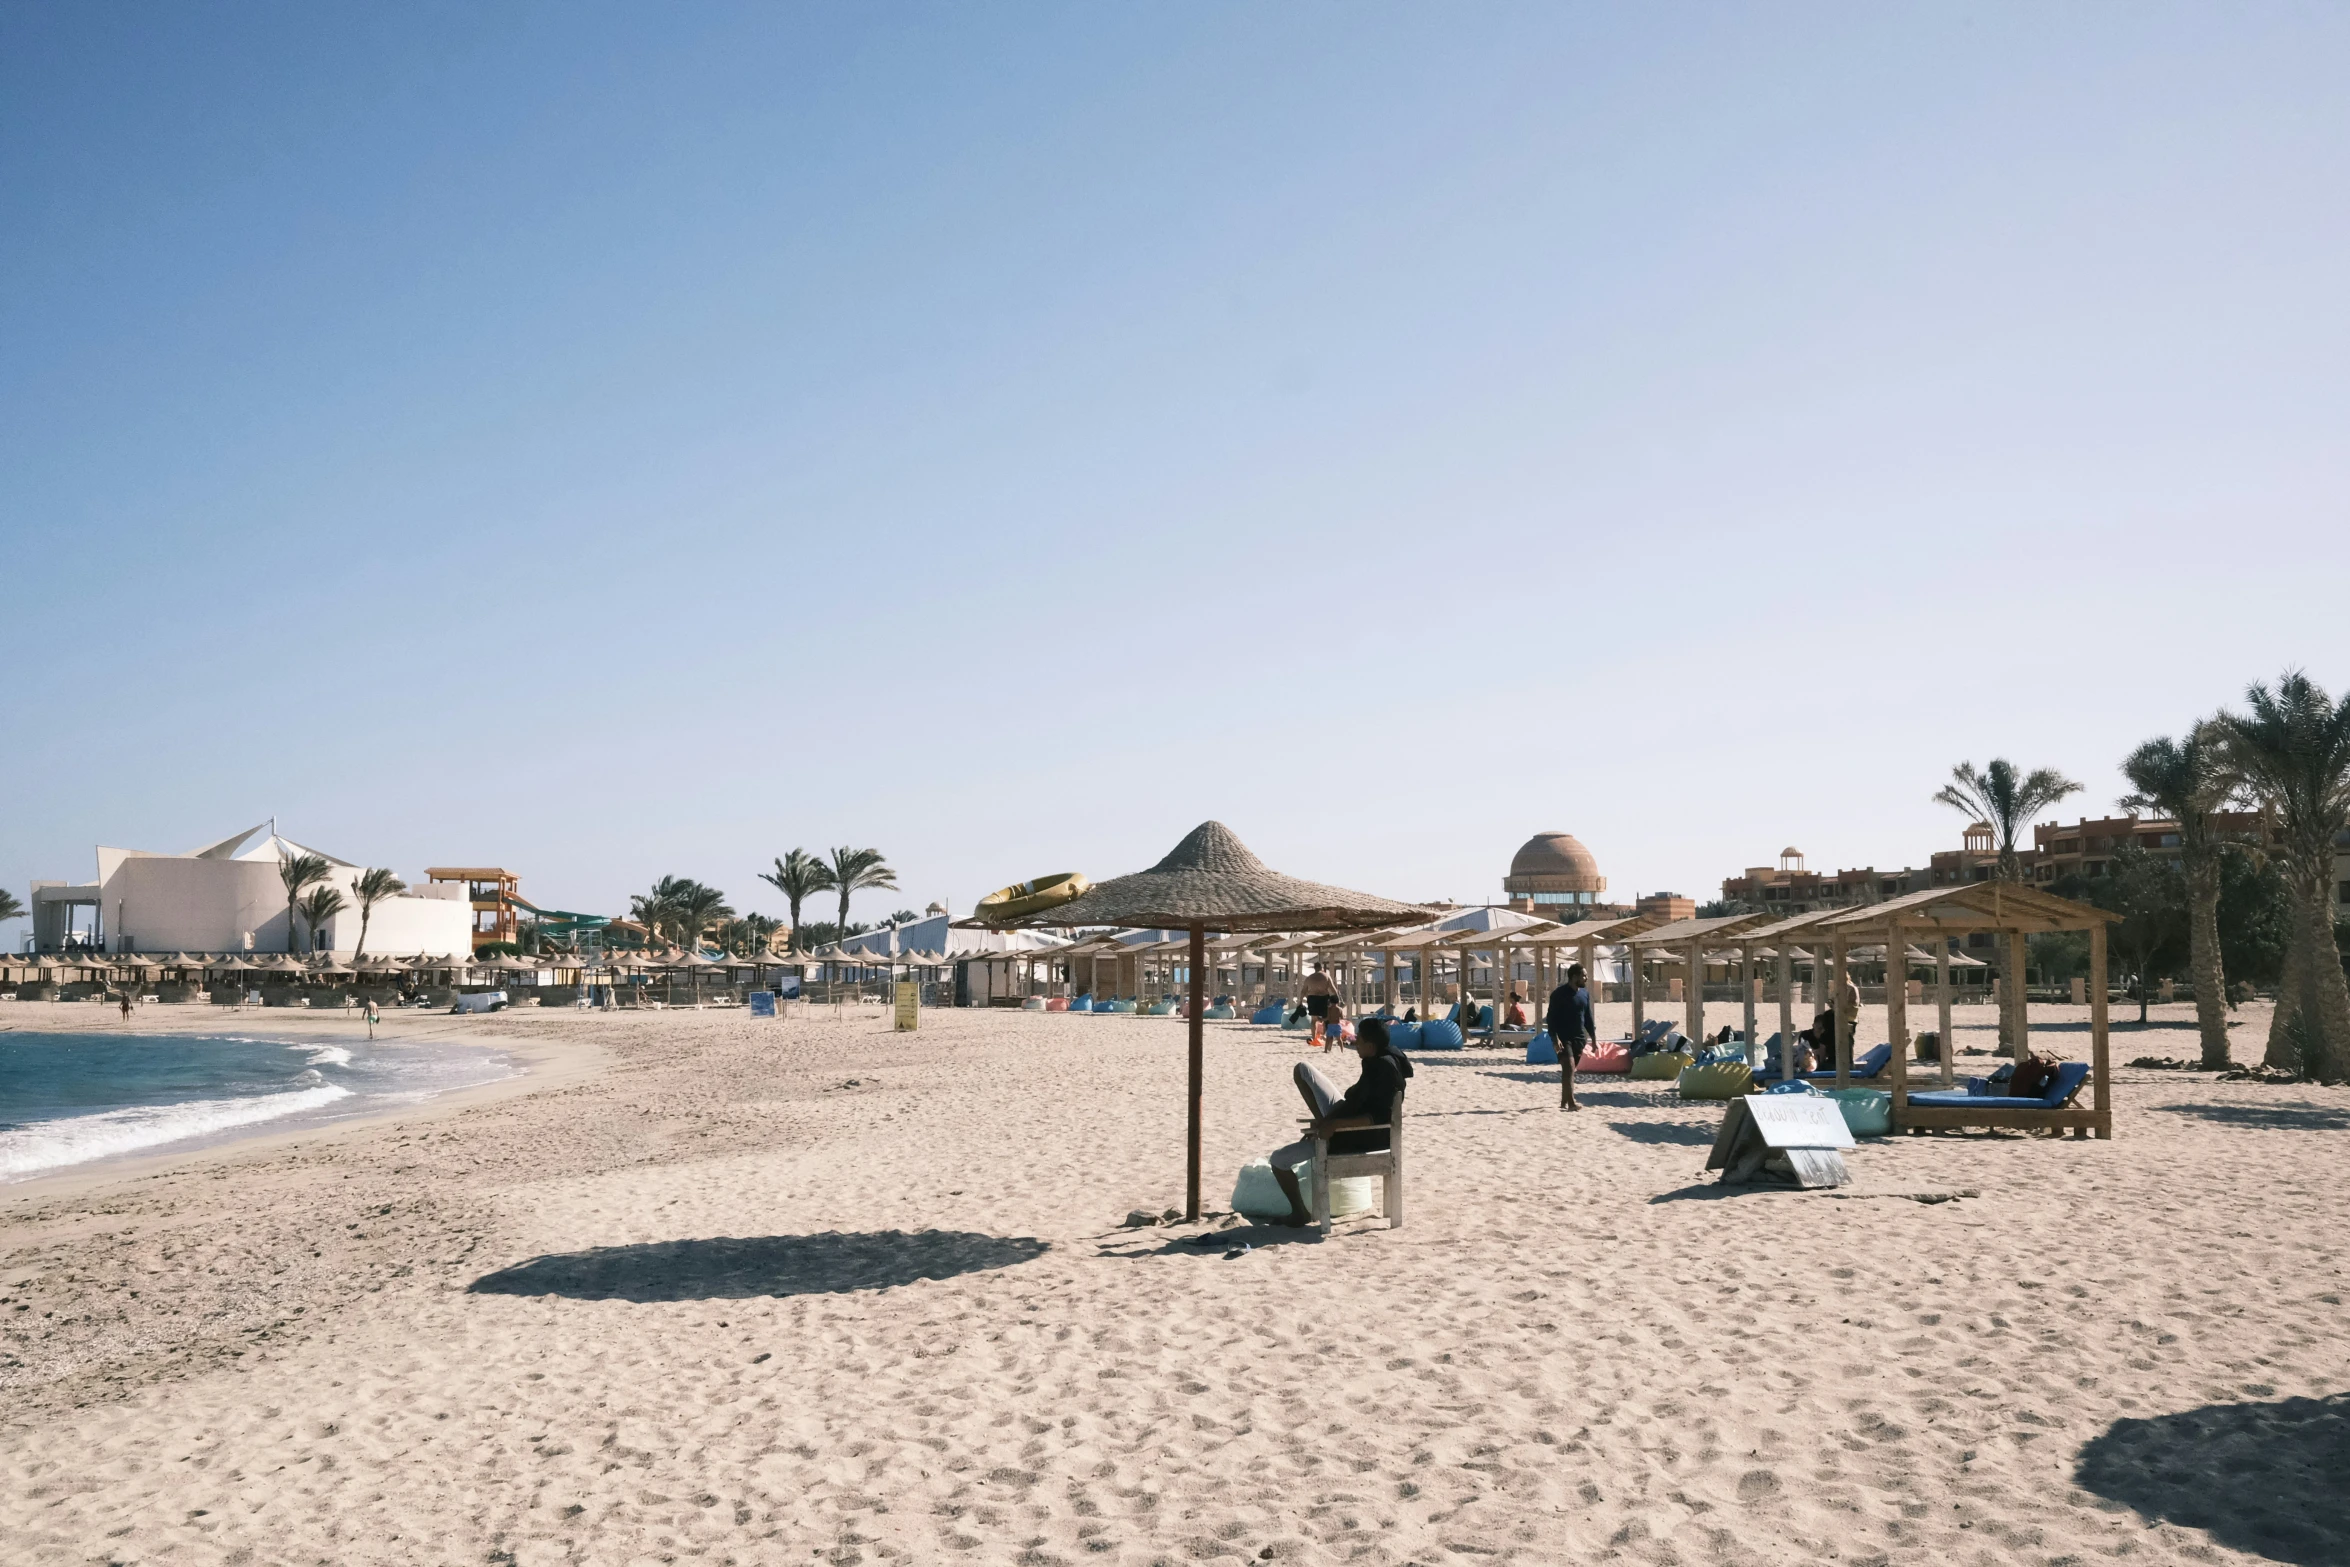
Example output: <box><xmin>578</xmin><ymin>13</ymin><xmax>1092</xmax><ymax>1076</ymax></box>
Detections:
<box><xmin>1499</xmin><ymin>831</ymin><xmax>1691</xmax><ymax>923</ymax></box>
<box><xmin>1724</xmin><ymin>813</ymin><xmax>2346</xmax><ymax>911</ymax></box>
<box><xmin>24</xmin><ymin>822</ymin><xmax>476</xmax><ymax>957</ymax></box>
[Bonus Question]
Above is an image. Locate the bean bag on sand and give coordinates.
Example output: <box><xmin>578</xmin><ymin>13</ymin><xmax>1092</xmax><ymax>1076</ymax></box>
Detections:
<box><xmin>1676</xmin><ymin>1060</ymin><xmax>1753</xmax><ymax>1100</ymax></box>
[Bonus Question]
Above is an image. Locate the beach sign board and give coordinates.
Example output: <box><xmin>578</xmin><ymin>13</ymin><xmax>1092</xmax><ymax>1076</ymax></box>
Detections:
<box><xmin>1706</xmin><ymin>1094</ymin><xmax>1854</xmax><ymax>1188</ymax></box>
<box><xmin>749</xmin><ymin>990</ymin><xmax>776</xmax><ymax>1018</ymax></box>
<box><xmin>774</xmin><ymin>974</ymin><xmax>802</xmax><ymax>1001</ymax></box>
<box><xmin>894</xmin><ymin>979</ymin><xmax>919</xmax><ymax>1032</ymax></box>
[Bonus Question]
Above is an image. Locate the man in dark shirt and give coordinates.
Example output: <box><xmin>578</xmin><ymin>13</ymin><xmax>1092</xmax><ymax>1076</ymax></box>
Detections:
<box><xmin>1266</xmin><ymin>1018</ymin><xmax>1412</xmax><ymax>1227</ymax></box>
<box><xmin>1546</xmin><ymin>963</ymin><xmax>1596</xmax><ymax>1112</ymax></box>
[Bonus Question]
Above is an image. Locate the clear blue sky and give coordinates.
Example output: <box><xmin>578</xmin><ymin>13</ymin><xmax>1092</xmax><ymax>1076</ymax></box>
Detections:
<box><xmin>5</xmin><ymin>4</ymin><xmax>2346</xmax><ymax>928</ymax></box>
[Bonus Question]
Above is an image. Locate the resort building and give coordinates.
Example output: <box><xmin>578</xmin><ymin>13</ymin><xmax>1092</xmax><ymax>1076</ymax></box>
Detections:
<box><xmin>1719</xmin><ymin>848</ymin><xmax>1913</xmax><ymax>913</ymax></box>
<box><xmin>1501</xmin><ymin>832</ymin><xmax>1607</xmax><ymax>914</ymax></box>
<box><xmin>24</xmin><ymin>822</ymin><xmax>475</xmax><ymax>957</ymax></box>
<box><xmin>426</xmin><ymin>867</ymin><xmax>523</xmax><ymax>953</ymax></box>
<box><xmin>2025</xmin><ymin>813</ymin><xmax>2283</xmax><ymax>885</ymax></box>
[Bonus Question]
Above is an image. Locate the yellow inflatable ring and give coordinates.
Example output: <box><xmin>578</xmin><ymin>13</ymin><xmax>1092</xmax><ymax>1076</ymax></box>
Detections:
<box><xmin>975</xmin><ymin>871</ymin><xmax>1091</xmax><ymax>922</ymax></box>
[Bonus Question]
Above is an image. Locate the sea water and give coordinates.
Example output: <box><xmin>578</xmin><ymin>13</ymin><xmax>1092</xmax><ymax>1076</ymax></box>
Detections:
<box><xmin>0</xmin><ymin>1031</ymin><xmax>515</xmax><ymax>1182</ymax></box>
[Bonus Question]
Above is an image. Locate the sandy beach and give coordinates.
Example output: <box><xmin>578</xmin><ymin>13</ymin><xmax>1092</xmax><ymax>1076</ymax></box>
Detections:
<box><xmin>4</xmin><ymin>998</ymin><xmax>2346</xmax><ymax>1566</ymax></box>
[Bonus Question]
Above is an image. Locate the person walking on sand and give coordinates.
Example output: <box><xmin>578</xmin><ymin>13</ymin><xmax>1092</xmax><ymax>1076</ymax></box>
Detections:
<box><xmin>1301</xmin><ymin>966</ymin><xmax>1339</xmax><ymax>1049</ymax></box>
<box><xmin>1547</xmin><ymin>963</ymin><xmax>1596</xmax><ymax>1111</ymax></box>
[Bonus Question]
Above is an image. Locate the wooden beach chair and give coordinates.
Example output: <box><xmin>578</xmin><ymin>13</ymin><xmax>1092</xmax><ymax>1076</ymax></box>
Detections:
<box><xmin>1900</xmin><ymin>1061</ymin><xmax>2096</xmax><ymax>1137</ymax></box>
<box><xmin>1304</xmin><ymin>1091</ymin><xmax>1405</xmax><ymax>1238</ymax></box>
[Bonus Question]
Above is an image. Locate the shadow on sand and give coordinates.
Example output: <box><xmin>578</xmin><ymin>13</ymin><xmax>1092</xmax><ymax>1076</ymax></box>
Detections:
<box><xmin>2076</xmin><ymin>1393</ymin><xmax>2350</xmax><ymax>1564</ymax></box>
<box><xmin>468</xmin><ymin>1230</ymin><xmax>1048</xmax><ymax>1302</ymax></box>
<box><xmin>1608</xmin><ymin>1121</ymin><xmax>1716</xmax><ymax>1146</ymax></box>
<box><xmin>2152</xmin><ymin>1101</ymin><xmax>2350</xmax><ymax>1132</ymax></box>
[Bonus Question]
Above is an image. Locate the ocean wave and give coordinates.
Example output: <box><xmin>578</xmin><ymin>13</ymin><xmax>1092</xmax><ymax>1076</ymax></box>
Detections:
<box><xmin>0</xmin><ymin>1084</ymin><xmax>354</xmax><ymax>1178</ymax></box>
<box><xmin>298</xmin><ymin>1043</ymin><xmax>353</xmax><ymax>1067</ymax></box>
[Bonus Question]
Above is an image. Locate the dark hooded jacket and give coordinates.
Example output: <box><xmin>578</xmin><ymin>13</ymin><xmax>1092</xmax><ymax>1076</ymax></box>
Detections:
<box><xmin>1324</xmin><ymin>1045</ymin><xmax>1413</xmax><ymax>1153</ymax></box>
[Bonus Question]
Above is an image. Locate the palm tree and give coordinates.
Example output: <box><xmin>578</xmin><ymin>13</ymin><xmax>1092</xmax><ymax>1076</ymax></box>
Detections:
<box><xmin>825</xmin><ymin>847</ymin><xmax>897</xmax><ymax>945</ymax></box>
<box><xmin>348</xmin><ymin>868</ymin><xmax>406</xmax><ymax>964</ymax></box>
<box><xmin>758</xmin><ymin>850</ymin><xmax>835</xmax><ymax>952</ymax></box>
<box><xmin>299</xmin><ymin>884</ymin><xmax>348</xmax><ymax>955</ymax></box>
<box><xmin>631</xmin><ymin>875</ymin><xmax>698</xmax><ymax>950</ymax></box>
<box><xmin>1933</xmin><ymin>759</ymin><xmax>2083</xmax><ymax>883</ymax></box>
<box><xmin>0</xmin><ymin>888</ymin><xmax>23</xmax><ymax>926</ymax></box>
<box><xmin>2214</xmin><ymin>671</ymin><xmax>2350</xmax><ymax>1081</ymax></box>
<box><xmin>278</xmin><ymin>853</ymin><xmax>332</xmax><ymax>954</ymax></box>
<box><xmin>2120</xmin><ymin>724</ymin><xmax>2248</xmax><ymax>1068</ymax></box>
<box><xmin>671</xmin><ymin>883</ymin><xmax>735</xmax><ymax>953</ymax></box>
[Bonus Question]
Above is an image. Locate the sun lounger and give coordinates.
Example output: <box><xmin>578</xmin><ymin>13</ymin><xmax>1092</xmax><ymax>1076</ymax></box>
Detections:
<box><xmin>1906</xmin><ymin>1061</ymin><xmax>2091</xmax><ymax>1109</ymax></box>
<box><xmin>1789</xmin><ymin>1042</ymin><xmax>1893</xmax><ymax>1083</ymax></box>
<box><xmin>1899</xmin><ymin>1062</ymin><xmax>2096</xmax><ymax>1136</ymax></box>
<box><xmin>1616</xmin><ymin>1019</ymin><xmax>1674</xmax><ymax>1051</ymax></box>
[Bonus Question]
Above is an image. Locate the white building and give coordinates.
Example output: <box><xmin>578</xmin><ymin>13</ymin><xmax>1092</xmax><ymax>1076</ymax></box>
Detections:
<box><xmin>28</xmin><ymin>822</ymin><xmax>475</xmax><ymax>958</ymax></box>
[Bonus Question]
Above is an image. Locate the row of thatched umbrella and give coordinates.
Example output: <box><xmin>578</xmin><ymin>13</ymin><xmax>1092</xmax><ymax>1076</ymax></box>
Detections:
<box><xmin>989</xmin><ymin>821</ymin><xmax>1423</xmax><ymax>1221</ymax></box>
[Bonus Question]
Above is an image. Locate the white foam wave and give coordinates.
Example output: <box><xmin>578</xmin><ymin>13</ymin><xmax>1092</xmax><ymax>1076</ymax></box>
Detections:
<box><xmin>298</xmin><ymin>1044</ymin><xmax>353</xmax><ymax>1067</ymax></box>
<box><xmin>0</xmin><ymin>1084</ymin><xmax>354</xmax><ymax>1178</ymax></box>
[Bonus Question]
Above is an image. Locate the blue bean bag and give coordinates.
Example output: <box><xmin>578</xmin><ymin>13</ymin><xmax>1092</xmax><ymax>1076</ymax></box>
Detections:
<box><xmin>1384</xmin><ymin>1021</ymin><xmax>1423</xmax><ymax>1051</ymax></box>
<box><xmin>1526</xmin><ymin>1033</ymin><xmax>1558</xmax><ymax>1065</ymax></box>
<box><xmin>1204</xmin><ymin>1005</ymin><xmax>1236</xmax><ymax>1019</ymax></box>
<box><xmin>1250</xmin><ymin>1003</ymin><xmax>1286</xmax><ymax>1025</ymax></box>
<box><xmin>1068</xmin><ymin>995</ymin><xmax>1093</xmax><ymax>1013</ymax></box>
<box><xmin>1418</xmin><ymin>1019</ymin><xmax>1465</xmax><ymax>1050</ymax></box>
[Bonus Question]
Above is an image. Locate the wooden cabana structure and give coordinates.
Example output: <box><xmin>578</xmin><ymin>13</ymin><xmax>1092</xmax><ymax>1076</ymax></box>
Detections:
<box><xmin>1812</xmin><ymin>882</ymin><xmax>2119</xmax><ymax>1137</ymax></box>
<box><xmin>1623</xmin><ymin>913</ymin><xmax>1781</xmax><ymax>1045</ymax></box>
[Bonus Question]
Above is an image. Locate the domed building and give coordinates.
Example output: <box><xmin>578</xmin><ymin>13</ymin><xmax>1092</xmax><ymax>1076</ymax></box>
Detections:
<box><xmin>1503</xmin><ymin>831</ymin><xmax>1607</xmax><ymax>914</ymax></box>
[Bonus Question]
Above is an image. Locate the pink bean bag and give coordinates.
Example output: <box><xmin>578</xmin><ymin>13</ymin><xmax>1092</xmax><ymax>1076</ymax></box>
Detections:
<box><xmin>1045</xmin><ymin>997</ymin><xmax>1071</xmax><ymax>1012</ymax></box>
<box><xmin>1576</xmin><ymin>1041</ymin><xmax>1630</xmax><ymax>1074</ymax></box>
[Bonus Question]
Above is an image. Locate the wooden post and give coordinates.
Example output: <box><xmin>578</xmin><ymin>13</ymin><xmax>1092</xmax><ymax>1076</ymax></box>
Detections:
<box><xmin>1935</xmin><ymin>937</ymin><xmax>1954</xmax><ymax>1088</ymax></box>
<box><xmin>1685</xmin><ymin>936</ymin><xmax>1705</xmax><ymax>1043</ymax></box>
<box><xmin>1777</xmin><ymin>942</ymin><xmax>1793</xmax><ymax>1056</ymax></box>
<box><xmin>1186</xmin><ymin>922</ymin><xmax>1206</xmax><ymax>1221</ymax></box>
<box><xmin>2089</xmin><ymin>919</ymin><xmax>2111</xmax><ymax>1139</ymax></box>
<box><xmin>1832</xmin><ymin>932</ymin><xmax>1851</xmax><ymax>1088</ymax></box>
<box><xmin>1629</xmin><ymin>944</ymin><xmax>1646</xmax><ymax>1041</ymax></box>
<box><xmin>1886</xmin><ymin>919</ymin><xmax>1909</xmax><ymax>1129</ymax></box>
<box><xmin>2009</xmin><ymin>929</ymin><xmax>2030</xmax><ymax>1063</ymax></box>
<box><xmin>1740</xmin><ymin>941</ymin><xmax>1756</xmax><ymax>1052</ymax></box>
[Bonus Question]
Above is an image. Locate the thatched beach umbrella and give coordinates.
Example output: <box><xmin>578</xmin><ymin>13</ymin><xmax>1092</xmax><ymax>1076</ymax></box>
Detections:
<box><xmin>995</xmin><ymin>821</ymin><xmax>1422</xmax><ymax>1220</ymax></box>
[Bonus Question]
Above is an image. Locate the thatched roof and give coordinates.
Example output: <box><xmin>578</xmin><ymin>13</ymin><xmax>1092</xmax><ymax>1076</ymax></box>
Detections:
<box><xmin>998</xmin><ymin>821</ymin><xmax>1423</xmax><ymax>933</ymax></box>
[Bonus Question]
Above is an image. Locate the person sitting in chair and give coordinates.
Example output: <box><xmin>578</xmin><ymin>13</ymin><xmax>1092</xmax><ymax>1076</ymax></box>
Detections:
<box><xmin>1266</xmin><ymin>1018</ymin><xmax>1413</xmax><ymax>1227</ymax></box>
<box><xmin>1502</xmin><ymin>991</ymin><xmax>1528</xmax><ymax>1029</ymax></box>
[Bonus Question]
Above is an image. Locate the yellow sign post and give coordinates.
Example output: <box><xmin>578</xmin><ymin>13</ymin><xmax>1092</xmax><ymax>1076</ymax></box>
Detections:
<box><xmin>894</xmin><ymin>979</ymin><xmax>919</xmax><ymax>1032</ymax></box>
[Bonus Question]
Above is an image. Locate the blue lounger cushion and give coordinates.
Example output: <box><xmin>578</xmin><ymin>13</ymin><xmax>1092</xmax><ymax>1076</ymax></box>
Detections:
<box><xmin>1908</xmin><ymin>1061</ymin><xmax>2091</xmax><ymax>1109</ymax></box>
<box><xmin>1802</xmin><ymin>1043</ymin><xmax>1893</xmax><ymax>1081</ymax></box>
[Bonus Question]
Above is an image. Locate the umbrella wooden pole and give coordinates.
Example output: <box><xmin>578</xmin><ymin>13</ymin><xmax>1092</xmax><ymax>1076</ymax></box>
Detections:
<box><xmin>1186</xmin><ymin>921</ymin><xmax>1206</xmax><ymax>1222</ymax></box>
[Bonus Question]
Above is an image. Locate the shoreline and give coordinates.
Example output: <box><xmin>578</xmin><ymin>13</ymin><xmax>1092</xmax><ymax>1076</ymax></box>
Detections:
<box><xmin>0</xmin><ymin>1000</ymin><xmax>611</xmax><ymax>1207</ymax></box>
